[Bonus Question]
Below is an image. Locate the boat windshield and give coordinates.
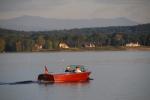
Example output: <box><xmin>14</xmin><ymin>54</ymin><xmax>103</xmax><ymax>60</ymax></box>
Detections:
<box><xmin>65</xmin><ymin>65</ymin><xmax>86</xmax><ymax>72</ymax></box>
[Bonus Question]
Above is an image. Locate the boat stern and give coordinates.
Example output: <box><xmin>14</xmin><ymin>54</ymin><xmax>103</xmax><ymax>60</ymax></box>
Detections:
<box><xmin>38</xmin><ymin>74</ymin><xmax>54</xmax><ymax>82</ymax></box>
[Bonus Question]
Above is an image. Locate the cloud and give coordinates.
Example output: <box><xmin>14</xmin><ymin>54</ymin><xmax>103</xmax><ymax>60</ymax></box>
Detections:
<box><xmin>91</xmin><ymin>0</ymin><xmax>150</xmax><ymax>23</ymax></box>
<box><xmin>0</xmin><ymin>0</ymin><xmax>69</xmax><ymax>19</ymax></box>
<box><xmin>0</xmin><ymin>0</ymin><xmax>67</xmax><ymax>12</ymax></box>
<box><xmin>93</xmin><ymin>0</ymin><xmax>150</xmax><ymax>5</ymax></box>
<box><xmin>0</xmin><ymin>0</ymin><xmax>150</xmax><ymax>23</ymax></box>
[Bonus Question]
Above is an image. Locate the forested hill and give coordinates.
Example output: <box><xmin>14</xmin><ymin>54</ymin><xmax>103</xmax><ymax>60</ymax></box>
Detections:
<box><xmin>0</xmin><ymin>23</ymin><xmax>150</xmax><ymax>52</ymax></box>
<box><xmin>47</xmin><ymin>23</ymin><xmax>150</xmax><ymax>35</ymax></box>
<box><xmin>0</xmin><ymin>23</ymin><xmax>150</xmax><ymax>34</ymax></box>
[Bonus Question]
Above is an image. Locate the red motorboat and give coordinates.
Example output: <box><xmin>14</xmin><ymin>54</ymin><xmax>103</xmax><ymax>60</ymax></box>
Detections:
<box><xmin>38</xmin><ymin>65</ymin><xmax>91</xmax><ymax>83</ymax></box>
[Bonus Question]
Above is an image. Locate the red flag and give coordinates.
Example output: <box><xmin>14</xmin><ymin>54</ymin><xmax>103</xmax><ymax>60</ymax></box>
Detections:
<box><xmin>44</xmin><ymin>66</ymin><xmax>49</xmax><ymax>74</ymax></box>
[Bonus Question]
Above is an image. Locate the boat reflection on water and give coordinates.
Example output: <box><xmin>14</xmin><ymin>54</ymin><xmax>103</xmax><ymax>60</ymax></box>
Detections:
<box><xmin>38</xmin><ymin>80</ymin><xmax>91</xmax><ymax>89</ymax></box>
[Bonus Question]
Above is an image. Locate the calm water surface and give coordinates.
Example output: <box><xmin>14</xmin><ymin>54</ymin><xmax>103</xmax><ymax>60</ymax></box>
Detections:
<box><xmin>0</xmin><ymin>51</ymin><xmax>150</xmax><ymax>100</ymax></box>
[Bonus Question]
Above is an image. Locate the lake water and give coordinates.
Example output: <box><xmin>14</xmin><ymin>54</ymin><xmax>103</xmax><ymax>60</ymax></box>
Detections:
<box><xmin>0</xmin><ymin>51</ymin><xmax>150</xmax><ymax>100</ymax></box>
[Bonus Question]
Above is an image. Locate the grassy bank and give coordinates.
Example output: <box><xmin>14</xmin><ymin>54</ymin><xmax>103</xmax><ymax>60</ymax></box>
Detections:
<box><xmin>1</xmin><ymin>46</ymin><xmax>150</xmax><ymax>53</ymax></box>
<box><xmin>38</xmin><ymin>46</ymin><xmax>150</xmax><ymax>52</ymax></box>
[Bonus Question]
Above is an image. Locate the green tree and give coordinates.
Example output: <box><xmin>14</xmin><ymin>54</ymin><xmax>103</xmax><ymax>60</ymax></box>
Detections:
<box><xmin>22</xmin><ymin>39</ymin><xmax>35</xmax><ymax>51</ymax></box>
<box><xmin>45</xmin><ymin>39</ymin><xmax>53</xmax><ymax>49</ymax></box>
<box><xmin>146</xmin><ymin>34</ymin><xmax>150</xmax><ymax>46</ymax></box>
<box><xmin>35</xmin><ymin>36</ymin><xmax>45</xmax><ymax>48</ymax></box>
<box><xmin>16</xmin><ymin>40</ymin><xmax>22</xmax><ymax>52</ymax></box>
<box><xmin>52</xmin><ymin>40</ymin><xmax>59</xmax><ymax>49</ymax></box>
<box><xmin>111</xmin><ymin>33</ymin><xmax>125</xmax><ymax>46</ymax></box>
<box><xmin>5</xmin><ymin>38</ymin><xmax>16</xmax><ymax>52</ymax></box>
<box><xmin>0</xmin><ymin>38</ymin><xmax>5</xmax><ymax>52</ymax></box>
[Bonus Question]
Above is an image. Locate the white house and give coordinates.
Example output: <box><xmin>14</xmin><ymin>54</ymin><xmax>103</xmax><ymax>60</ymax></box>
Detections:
<box><xmin>84</xmin><ymin>43</ymin><xmax>95</xmax><ymax>48</ymax></box>
<box><xmin>126</xmin><ymin>42</ymin><xmax>140</xmax><ymax>47</ymax></box>
<box><xmin>59</xmin><ymin>42</ymin><xmax>69</xmax><ymax>49</ymax></box>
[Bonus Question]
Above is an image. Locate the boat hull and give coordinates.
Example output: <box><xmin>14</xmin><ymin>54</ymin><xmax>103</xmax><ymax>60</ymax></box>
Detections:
<box><xmin>38</xmin><ymin>72</ymin><xmax>91</xmax><ymax>82</ymax></box>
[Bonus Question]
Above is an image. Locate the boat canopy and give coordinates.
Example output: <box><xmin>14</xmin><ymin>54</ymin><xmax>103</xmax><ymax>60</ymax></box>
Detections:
<box><xmin>66</xmin><ymin>65</ymin><xmax>86</xmax><ymax>72</ymax></box>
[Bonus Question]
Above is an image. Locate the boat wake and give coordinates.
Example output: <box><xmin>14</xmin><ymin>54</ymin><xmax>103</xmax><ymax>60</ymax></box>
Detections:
<box><xmin>0</xmin><ymin>80</ymin><xmax>38</xmax><ymax>85</ymax></box>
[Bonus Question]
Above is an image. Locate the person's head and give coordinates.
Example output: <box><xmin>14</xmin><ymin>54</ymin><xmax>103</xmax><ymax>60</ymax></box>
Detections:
<box><xmin>76</xmin><ymin>66</ymin><xmax>80</xmax><ymax>70</ymax></box>
<box><xmin>66</xmin><ymin>66</ymin><xmax>70</xmax><ymax>70</ymax></box>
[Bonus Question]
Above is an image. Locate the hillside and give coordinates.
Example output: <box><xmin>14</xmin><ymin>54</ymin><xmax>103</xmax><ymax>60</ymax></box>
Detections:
<box><xmin>0</xmin><ymin>15</ymin><xmax>138</xmax><ymax>31</ymax></box>
<box><xmin>0</xmin><ymin>23</ymin><xmax>150</xmax><ymax>34</ymax></box>
<box><xmin>0</xmin><ymin>23</ymin><xmax>150</xmax><ymax>52</ymax></box>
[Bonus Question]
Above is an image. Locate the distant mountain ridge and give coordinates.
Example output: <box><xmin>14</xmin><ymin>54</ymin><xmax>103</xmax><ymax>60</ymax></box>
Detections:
<box><xmin>0</xmin><ymin>23</ymin><xmax>150</xmax><ymax>35</ymax></box>
<box><xmin>0</xmin><ymin>15</ymin><xmax>138</xmax><ymax>31</ymax></box>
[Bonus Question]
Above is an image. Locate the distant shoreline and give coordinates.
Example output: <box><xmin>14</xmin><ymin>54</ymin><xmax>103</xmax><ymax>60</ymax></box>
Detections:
<box><xmin>1</xmin><ymin>46</ymin><xmax>150</xmax><ymax>53</ymax></box>
<box><xmin>38</xmin><ymin>46</ymin><xmax>150</xmax><ymax>52</ymax></box>
<box><xmin>123</xmin><ymin>46</ymin><xmax>150</xmax><ymax>51</ymax></box>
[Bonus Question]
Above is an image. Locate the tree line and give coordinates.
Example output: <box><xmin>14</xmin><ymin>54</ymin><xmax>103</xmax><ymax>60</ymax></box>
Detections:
<box><xmin>0</xmin><ymin>23</ymin><xmax>150</xmax><ymax>52</ymax></box>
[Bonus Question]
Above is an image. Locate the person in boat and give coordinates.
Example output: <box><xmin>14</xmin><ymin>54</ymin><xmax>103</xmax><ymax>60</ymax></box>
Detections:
<box><xmin>65</xmin><ymin>66</ymin><xmax>76</xmax><ymax>72</ymax></box>
<box><xmin>65</xmin><ymin>66</ymin><xmax>72</xmax><ymax>72</ymax></box>
<box><xmin>75</xmin><ymin>66</ymin><xmax>82</xmax><ymax>73</ymax></box>
<box><xmin>44</xmin><ymin>66</ymin><xmax>49</xmax><ymax>74</ymax></box>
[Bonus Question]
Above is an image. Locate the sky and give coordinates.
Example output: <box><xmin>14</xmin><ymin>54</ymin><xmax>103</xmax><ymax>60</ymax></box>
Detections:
<box><xmin>0</xmin><ymin>0</ymin><xmax>150</xmax><ymax>23</ymax></box>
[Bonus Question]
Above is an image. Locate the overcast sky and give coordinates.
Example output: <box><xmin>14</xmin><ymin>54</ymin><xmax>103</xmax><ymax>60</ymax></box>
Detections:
<box><xmin>0</xmin><ymin>0</ymin><xmax>150</xmax><ymax>23</ymax></box>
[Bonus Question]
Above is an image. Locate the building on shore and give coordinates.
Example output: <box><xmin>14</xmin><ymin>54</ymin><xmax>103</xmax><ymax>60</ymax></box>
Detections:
<box><xmin>34</xmin><ymin>44</ymin><xmax>43</xmax><ymax>49</ymax></box>
<box><xmin>59</xmin><ymin>42</ymin><xmax>70</xmax><ymax>49</ymax></box>
<box><xmin>84</xmin><ymin>43</ymin><xmax>96</xmax><ymax>48</ymax></box>
<box><xmin>126</xmin><ymin>42</ymin><xmax>140</xmax><ymax>47</ymax></box>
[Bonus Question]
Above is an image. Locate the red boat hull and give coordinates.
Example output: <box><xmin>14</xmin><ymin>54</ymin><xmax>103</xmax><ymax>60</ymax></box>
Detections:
<box><xmin>38</xmin><ymin>72</ymin><xmax>91</xmax><ymax>82</ymax></box>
